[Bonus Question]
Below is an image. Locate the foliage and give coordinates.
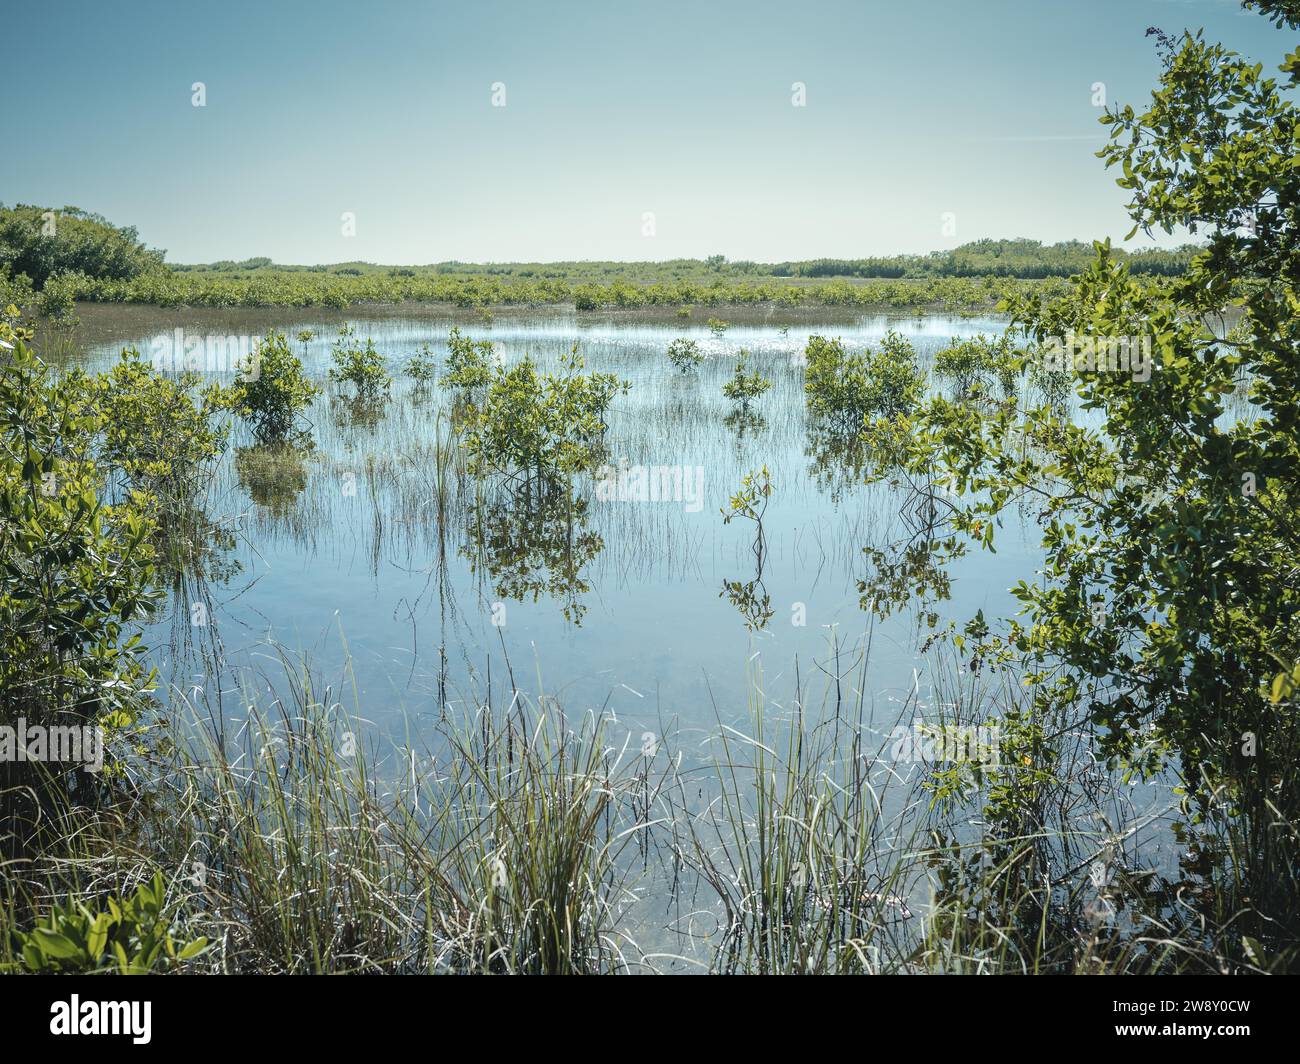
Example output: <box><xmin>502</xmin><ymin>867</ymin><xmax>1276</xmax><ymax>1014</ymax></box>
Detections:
<box><xmin>719</xmin><ymin>467</ymin><xmax>774</xmax><ymax>630</ymax></box>
<box><xmin>216</xmin><ymin>331</ymin><xmax>319</xmax><ymax>443</ymax></box>
<box><xmin>87</xmin><ymin>350</ymin><xmax>227</xmax><ymax>517</ymax></box>
<box><xmin>328</xmin><ymin>323</ymin><xmax>391</xmax><ymax>398</ymax></box>
<box><xmin>403</xmin><ymin>342</ymin><xmax>439</xmax><ymax>387</ymax></box>
<box><xmin>460</xmin><ymin>345</ymin><xmax>627</xmax><ymax>484</ymax></box>
<box><xmin>721</xmin><ymin>351</ymin><xmax>770</xmax><ymax>409</ymax></box>
<box><xmin>666</xmin><ymin>337</ymin><xmax>704</xmax><ymax>373</ymax></box>
<box><xmin>888</xmin><ymin>4</ymin><xmax>1300</xmax><ymax>797</ymax></box>
<box><xmin>63</xmin><ymin>263</ymin><xmax>1085</xmax><ymax>314</ymax></box>
<box><xmin>441</xmin><ymin>327</ymin><xmax>495</xmax><ymax>389</ymax></box>
<box><xmin>932</xmin><ymin>334</ymin><xmax>1019</xmax><ymax>398</ymax></box>
<box><xmin>0</xmin><ymin>337</ymin><xmax>159</xmax><ymax>732</ymax></box>
<box><xmin>9</xmin><ymin>872</ymin><xmax>206</xmax><ymax>973</ymax></box>
<box><xmin>0</xmin><ymin>204</ymin><xmax>165</xmax><ymax>289</ymax></box>
<box><xmin>803</xmin><ymin>332</ymin><xmax>924</xmax><ymax>432</ymax></box>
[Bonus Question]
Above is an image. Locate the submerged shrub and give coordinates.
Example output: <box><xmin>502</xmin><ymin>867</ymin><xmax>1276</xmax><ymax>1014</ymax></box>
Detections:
<box><xmin>441</xmin><ymin>327</ymin><xmax>495</xmax><ymax>389</ymax></box>
<box><xmin>403</xmin><ymin>342</ymin><xmax>438</xmax><ymax>388</ymax></box>
<box><xmin>216</xmin><ymin>331</ymin><xmax>319</xmax><ymax>443</ymax></box>
<box><xmin>933</xmin><ymin>334</ymin><xmax>1018</xmax><ymax>398</ymax></box>
<box><xmin>804</xmin><ymin>331</ymin><xmax>924</xmax><ymax>432</ymax></box>
<box><xmin>89</xmin><ymin>350</ymin><xmax>227</xmax><ymax>517</ymax></box>
<box><xmin>722</xmin><ymin>351</ymin><xmax>770</xmax><ymax>409</ymax></box>
<box><xmin>666</xmin><ymin>337</ymin><xmax>704</xmax><ymax>373</ymax></box>
<box><xmin>328</xmin><ymin>323</ymin><xmax>390</xmax><ymax>398</ymax></box>
<box><xmin>461</xmin><ymin>344</ymin><xmax>627</xmax><ymax>484</ymax></box>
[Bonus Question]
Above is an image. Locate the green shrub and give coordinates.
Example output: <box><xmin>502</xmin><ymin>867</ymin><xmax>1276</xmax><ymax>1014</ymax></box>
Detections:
<box><xmin>403</xmin><ymin>342</ymin><xmax>438</xmax><ymax>388</ymax></box>
<box><xmin>0</xmin><ymin>337</ymin><xmax>159</xmax><ymax>733</ymax></box>
<box><xmin>89</xmin><ymin>350</ymin><xmax>227</xmax><ymax>516</ymax></box>
<box><xmin>933</xmin><ymin>334</ymin><xmax>1018</xmax><ymax>398</ymax></box>
<box><xmin>441</xmin><ymin>327</ymin><xmax>495</xmax><ymax>389</ymax></box>
<box><xmin>328</xmin><ymin>323</ymin><xmax>390</xmax><ymax>398</ymax></box>
<box><xmin>9</xmin><ymin>872</ymin><xmax>206</xmax><ymax>973</ymax></box>
<box><xmin>666</xmin><ymin>337</ymin><xmax>704</xmax><ymax>373</ymax></box>
<box><xmin>864</xmin><ymin>332</ymin><xmax>924</xmax><ymax>421</ymax></box>
<box><xmin>804</xmin><ymin>331</ymin><xmax>923</xmax><ymax>431</ymax></box>
<box><xmin>722</xmin><ymin>351</ymin><xmax>770</xmax><ymax>409</ymax></box>
<box><xmin>461</xmin><ymin>344</ymin><xmax>627</xmax><ymax>484</ymax></box>
<box><xmin>217</xmin><ymin>331</ymin><xmax>319</xmax><ymax>443</ymax></box>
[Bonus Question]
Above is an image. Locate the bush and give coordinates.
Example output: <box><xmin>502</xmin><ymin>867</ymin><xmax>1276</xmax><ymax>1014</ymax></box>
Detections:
<box><xmin>804</xmin><ymin>331</ymin><xmax>923</xmax><ymax>432</ymax></box>
<box><xmin>441</xmin><ymin>327</ymin><xmax>495</xmax><ymax>389</ymax></box>
<box><xmin>328</xmin><ymin>324</ymin><xmax>390</xmax><ymax>398</ymax></box>
<box><xmin>9</xmin><ymin>872</ymin><xmax>206</xmax><ymax>974</ymax></box>
<box><xmin>666</xmin><ymin>337</ymin><xmax>704</xmax><ymax>373</ymax></box>
<box><xmin>933</xmin><ymin>334</ymin><xmax>1018</xmax><ymax>398</ymax></box>
<box><xmin>403</xmin><ymin>342</ymin><xmax>438</xmax><ymax>388</ymax></box>
<box><xmin>216</xmin><ymin>331</ymin><xmax>319</xmax><ymax>443</ymax></box>
<box><xmin>461</xmin><ymin>344</ymin><xmax>627</xmax><ymax>484</ymax></box>
<box><xmin>0</xmin><ymin>337</ymin><xmax>159</xmax><ymax>736</ymax></box>
<box><xmin>89</xmin><ymin>350</ymin><xmax>227</xmax><ymax>517</ymax></box>
<box><xmin>722</xmin><ymin>351</ymin><xmax>770</xmax><ymax>409</ymax></box>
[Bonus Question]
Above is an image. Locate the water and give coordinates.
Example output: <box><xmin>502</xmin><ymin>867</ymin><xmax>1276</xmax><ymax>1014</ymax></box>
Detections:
<box><xmin>71</xmin><ymin>303</ymin><xmax>1040</xmax><ymax>749</ymax></box>
<box><xmin>67</xmin><ymin>302</ymin><xmax>1193</xmax><ymax>969</ymax></box>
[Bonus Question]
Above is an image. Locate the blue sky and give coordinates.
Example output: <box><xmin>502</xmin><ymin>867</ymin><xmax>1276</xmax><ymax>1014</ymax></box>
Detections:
<box><xmin>2</xmin><ymin>0</ymin><xmax>1288</xmax><ymax>263</ymax></box>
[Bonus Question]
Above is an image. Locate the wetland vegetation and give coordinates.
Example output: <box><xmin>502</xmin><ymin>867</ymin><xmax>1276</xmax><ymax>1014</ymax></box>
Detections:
<box><xmin>2</xmin><ymin>0</ymin><xmax>1298</xmax><ymax>979</ymax></box>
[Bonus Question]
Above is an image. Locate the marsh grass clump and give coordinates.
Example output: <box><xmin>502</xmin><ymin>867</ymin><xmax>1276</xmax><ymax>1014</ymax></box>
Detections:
<box><xmin>692</xmin><ymin>651</ymin><xmax>920</xmax><ymax>974</ymax></box>
<box><xmin>416</xmin><ymin>697</ymin><xmax>663</xmax><ymax>973</ymax></box>
<box><xmin>0</xmin><ymin>649</ymin><xmax>672</xmax><ymax>975</ymax></box>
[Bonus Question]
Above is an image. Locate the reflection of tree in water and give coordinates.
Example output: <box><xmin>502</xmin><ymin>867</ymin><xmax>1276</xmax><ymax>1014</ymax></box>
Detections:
<box><xmin>235</xmin><ymin>443</ymin><xmax>312</xmax><ymax>519</ymax></box>
<box><xmin>329</xmin><ymin>393</ymin><xmax>389</xmax><ymax>432</ymax></box>
<box><xmin>158</xmin><ymin>502</ymin><xmax>242</xmax><ymax>665</ymax></box>
<box><xmin>859</xmin><ymin>478</ymin><xmax>958</xmax><ymax>628</ymax></box>
<box><xmin>719</xmin><ymin>467</ymin><xmax>774</xmax><ymax>631</ymax></box>
<box><xmin>462</xmin><ymin>480</ymin><xmax>603</xmax><ymax>626</ymax></box>
<box><xmin>805</xmin><ymin>427</ymin><xmax>873</xmax><ymax>505</ymax></box>
<box><xmin>723</xmin><ymin>406</ymin><xmax>767</xmax><ymax>442</ymax></box>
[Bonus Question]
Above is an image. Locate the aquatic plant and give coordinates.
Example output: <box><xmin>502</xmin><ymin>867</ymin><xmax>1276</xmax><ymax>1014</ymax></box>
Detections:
<box><xmin>441</xmin><ymin>327</ymin><xmax>495</xmax><ymax>390</ymax></box>
<box><xmin>721</xmin><ymin>351</ymin><xmax>770</xmax><ymax>410</ymax></box>
<box><xmin>329</xmin><ymin>323</ymin><xmax>391</xmax><ymax>398</ymax></box>
<box><xmin>459</xmin><ymin>344</ymin><xmax>627</xmax><ymax>485</ymax></box>
<box><xmin>666</xmin><ymin>337</ymin><xmax>704</xmax><ymax>373</ymax></box>
<box><xmin>216</xmin><ymin>330</ymin><xmax>319</xmax><ymax>443</ymax></box>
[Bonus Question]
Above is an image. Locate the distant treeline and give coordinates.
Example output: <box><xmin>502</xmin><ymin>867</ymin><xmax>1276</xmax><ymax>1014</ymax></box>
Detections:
<box><xmin>768</xmin><ymin>239</ymin><xmax>1199</xmax><ymax>279</ymax></box>
<box><xmin>0</xmin><ymin>204</ymin><xmax>1197</xmax><ymax>314</ymax></box>
<box><xmin>174</xmin><ymin>239</ymin><xmax>1198</xmax><ymax>282</ymax></box>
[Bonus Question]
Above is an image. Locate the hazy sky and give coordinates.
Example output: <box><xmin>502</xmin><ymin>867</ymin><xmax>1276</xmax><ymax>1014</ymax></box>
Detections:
<box><xmin>2</xmin><ymin>0</ymin><xmax>1288</xmax><ymax>264</ymax></box>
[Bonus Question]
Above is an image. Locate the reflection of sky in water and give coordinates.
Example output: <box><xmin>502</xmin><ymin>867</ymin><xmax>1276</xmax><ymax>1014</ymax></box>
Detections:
<box><xmin>81</xmin><ymin>309</ymin><xmax>1044</xmax><ymax>750</ymax></box>
<box><xmin>73</xmin><ymin>306</ymin><xmax>1195</xmax><ymax>965</ymax></box>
